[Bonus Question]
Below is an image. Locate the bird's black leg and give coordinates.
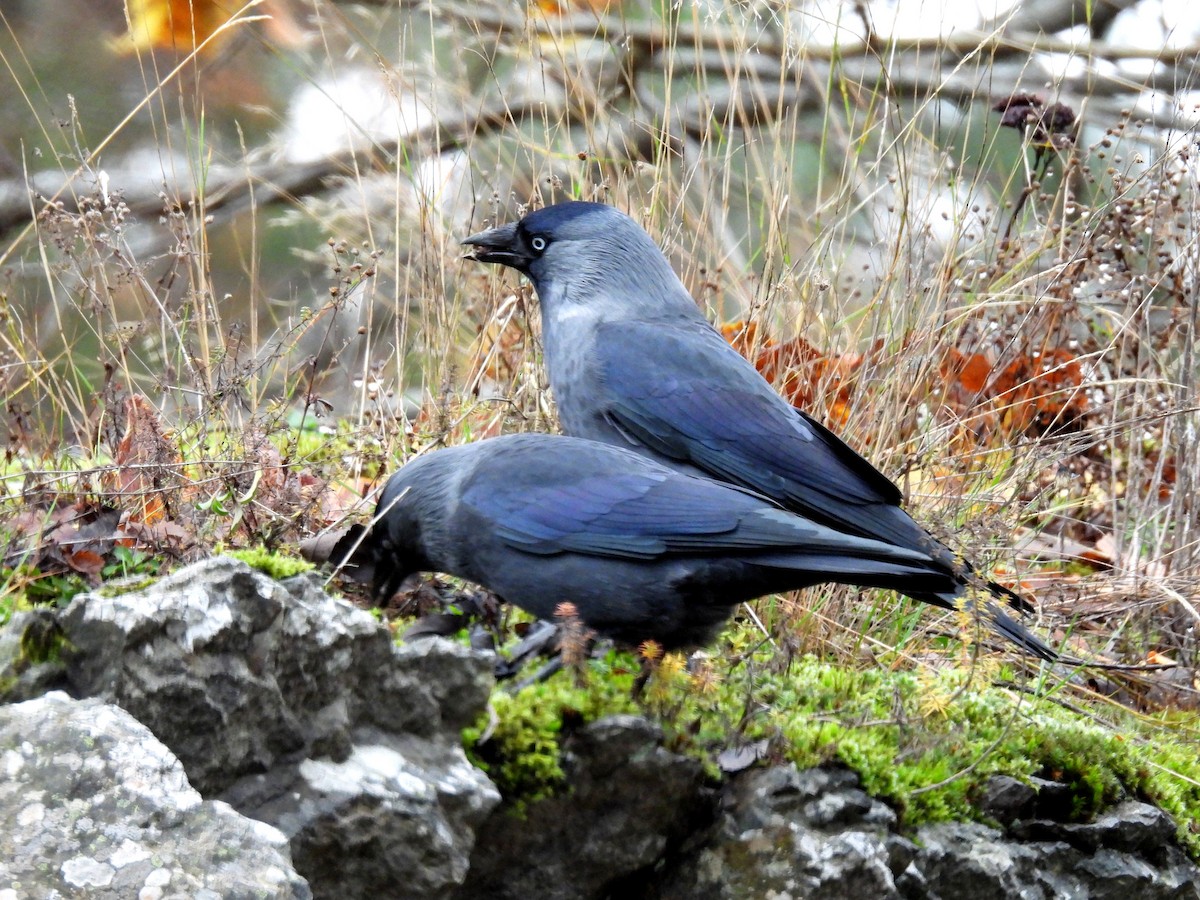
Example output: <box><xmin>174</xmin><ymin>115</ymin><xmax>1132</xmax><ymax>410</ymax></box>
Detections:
<box><xmin>510</xmin><ymin>654</ymin><xmax>565</xmax><ymax>692</ymax></box>
<box><xmin>631</xmin><ymin>653</ymin><xmax>659</xmax><ymax>700</ymax></box>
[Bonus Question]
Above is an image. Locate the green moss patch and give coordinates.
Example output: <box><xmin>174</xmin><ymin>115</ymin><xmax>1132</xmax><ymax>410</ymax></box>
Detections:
<box><xmin>227</xmin><ymin>547</ymin><xmax>313</xmax><ymax>580</ymax></box>
<box><xmin>465</xmin><ymin>629</ymin><xmax>1200</xmax><ymax>856</ymax></box>
<box><xmin>463</xmin><ymin>649</ymin><xmax>640</xmax><ymax>808</ymax></box>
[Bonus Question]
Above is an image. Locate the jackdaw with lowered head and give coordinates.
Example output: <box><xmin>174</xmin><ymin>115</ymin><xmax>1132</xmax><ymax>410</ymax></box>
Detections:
<box><xmin>335</xmin><ymin>433</ymin><xmax>1057</xmax><ymax>658</ymax></box>
<box><xmin>462</xmin><ymin>201</ymin><xmax>1054</xmax><ymax>657</ymax></box>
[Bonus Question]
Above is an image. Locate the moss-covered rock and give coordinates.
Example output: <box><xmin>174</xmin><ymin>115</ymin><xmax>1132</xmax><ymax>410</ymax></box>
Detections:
<box><xmin>465</xmin><ymin>630</ymin><xmax>1200</xmax><ymax>859</ymax></box>
<box><xmin>227</xmin><ymin>546</ymin><xmax>313</xmax><ymax>580</ymax></box>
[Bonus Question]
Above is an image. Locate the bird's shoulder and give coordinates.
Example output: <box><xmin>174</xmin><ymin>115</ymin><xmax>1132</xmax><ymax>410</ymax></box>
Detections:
<box><xmin>594</xmin><ymin>317</ymin><xmax>779</xmax><ymax>394</ymax></box>
<box><xmin>590</xmin><ymin>320</ymin><xmax>903</xmax><ymax>507</ymax></box>
<box><xmin>591</xmin><ymin>318</ymin><xmax>810</xmax><ymax>437</ymax></box>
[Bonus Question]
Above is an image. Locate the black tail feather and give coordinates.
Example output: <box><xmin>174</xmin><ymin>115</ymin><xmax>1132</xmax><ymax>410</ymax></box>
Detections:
<box><xmin>928</xmin><ymin>579</ymin><xmax>1060</xmax><ymax>663</ymax></box>
<box><xmin>984</xmin><ymin>601</ymin><xmax>1060</xmax><ymax>662</ymax></box>
<box><xmin>987</xmin><ymin>578</ymin><xmax>1037</xmax><ymax>616</ymax></box>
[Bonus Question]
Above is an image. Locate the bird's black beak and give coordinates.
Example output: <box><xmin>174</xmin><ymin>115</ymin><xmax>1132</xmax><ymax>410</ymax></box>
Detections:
<box><xmin>462</xmin><ymin>222</ymin><xmax>531</xmax><ymax>272</ymax></box>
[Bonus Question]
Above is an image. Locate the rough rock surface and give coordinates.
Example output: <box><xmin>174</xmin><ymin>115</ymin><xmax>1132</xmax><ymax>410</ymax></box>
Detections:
<box><xmin>0</xmin><ymin>692</ymin><xmax>310</xmax><ymax>899</ymax></box>
<box><xmin>5</xmin><ymin>557</ymin><xmax>500</xmax><ymax>900</ymax></box>
<box><xmin>915</xmin><ymin>810</ymin><xmax>1200</xmax><ymax>900</ymax></box>
<box><xmin>58</xmin><ymin>558</ymin><xmax>492</xmax><ymax>793</ymax></box>
<box><xmin>654</xmin><ymin>765</ymin><xmax>905</xmax><ymax>899</ymax></box>
<box><xmin>651</xmin><ymin>765</ymin><xmax>1200</xmax><ymax>900</ymax></box>
<box><xmin>225</xmin><ymin>719</ymin><xmax>498</xmax><ymax>899</ymax></box>
<box><xmin>0</xmin><ymin>607</ymin><xmax>68</xmax><ymax>701</ymax></box>
<box><xmin>457</xmin><ymin>714</ymin><xmax>715</xmax><ymax>899</ymax></box>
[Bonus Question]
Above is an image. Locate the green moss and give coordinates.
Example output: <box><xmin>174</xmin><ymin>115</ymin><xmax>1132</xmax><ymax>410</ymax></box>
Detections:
<box><xmin>463</xmin><ymin>624</ymin><xmax>1200</xmax><ymax>858</ymax></box>
<box><xmin>98</xmin><ymin>576</ymin><xmax>159</xmax><ymax>598</ymax></box>
<box><xmin>726</xmin><ymin>653</ymin><xmax>1200</xmax><ymax>854</ymax></box>
<box><xmin>463</xmin><ymin>649</ymin><xmax>640</xmax><ymax>809</ymax></box>
<box><xmin>1</xmin><ymin>612</ymin><xmax>73</xmax><ymax>702</ymax></box>
<box><xmin>12</xmin><ymin>569</ymin><xmax>89</xmax><ymax>608</ymax></box>
<box><xmin>227</xmin><ymin>547</ymin><xmax>312</xmax><ymax>580</ymax></box>
<box><xmin>18</xmin><ymin>614</ymin><xmax>71</xmax><ymax>666</ymax></box>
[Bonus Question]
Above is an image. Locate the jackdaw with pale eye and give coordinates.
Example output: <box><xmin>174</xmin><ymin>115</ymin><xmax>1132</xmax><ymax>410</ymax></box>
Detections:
<box><xmin>462</xmin><ymin>201</ymin><xmax>1056</xmax><ymax>659</ymax></box>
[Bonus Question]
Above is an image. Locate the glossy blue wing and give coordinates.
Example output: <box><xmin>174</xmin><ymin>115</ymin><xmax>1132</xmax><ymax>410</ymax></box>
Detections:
<box><xmin>469</xmin><ymin>469</ymin><xmax>750</xmax><ymax>559</ymax></box>
<box><xmin>597</xmin><ymin>322</ymin><xmax>910</xmax><ymax>532</ymax></box>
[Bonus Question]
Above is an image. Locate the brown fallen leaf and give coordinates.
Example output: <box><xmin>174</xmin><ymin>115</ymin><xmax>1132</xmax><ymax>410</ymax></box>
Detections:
<box><xmin>103</xmin><ymin>394</ymin><xmax>183</xmax><ymax>525</ymax></box>
<box><xmin>59</xmin><ymin>548</ymin><xmax>105</xmax><ymax>579</ymax></box>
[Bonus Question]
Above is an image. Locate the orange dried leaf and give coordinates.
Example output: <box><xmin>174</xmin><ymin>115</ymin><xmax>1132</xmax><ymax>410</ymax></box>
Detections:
<box><xmin>62</xmin><ymin>548</ymin><xmax>105</xmax><ymax>579</ymax></box>
<box><xmin>720</xmin><ymin>320</ymin><xmax>769</xmax><ymax>357</ymax></box>
<box><xmin>722</xmin><ymin>322</ymin><xmax>864</xmax><ymax>419</ymax></box>
<box><xmin>1078</xmin><ymin>534</ymin><xmax>1118</xmax><ymax>570</ymax></box>
<box><xmin>120</xmin><ymin>0</ymin><xmax>237</xmax><ymax>53</ymax></box>
<box><xmin>534</xmin><ymin>0</ymin><xmax>619</xmax><ymax>14</ymax></box>
<box><xmin>948</xmin><ymin>352</ymin><xmax>993</xmax><ymax>394</ymax></box>
<box><xmin>1147</xmin><ymin>649</ymin><xmax>1178</xmax><ymax>666</ymax></box>
<box><xmin>992</xmin><ymin>349</ymin><xmax>1088</xmax><ymax>434</ymax></box>
<box><xmin>104</xmin><ymin>395</ymin><xmax>182</xmax><ymax>525</ymax></box>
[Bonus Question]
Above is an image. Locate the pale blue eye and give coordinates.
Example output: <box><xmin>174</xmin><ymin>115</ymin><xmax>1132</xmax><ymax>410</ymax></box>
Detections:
<box><xmin>531</xmin><ymin>236</ymin><xmax>547</xmax><ymax>252</ymax></box>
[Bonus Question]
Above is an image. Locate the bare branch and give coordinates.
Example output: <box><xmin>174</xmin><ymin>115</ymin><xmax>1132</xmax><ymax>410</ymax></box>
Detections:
<box><xmin>0</xmin><ymin>96</ymin><xmax>560</xmax><ymax>241</ymax></box>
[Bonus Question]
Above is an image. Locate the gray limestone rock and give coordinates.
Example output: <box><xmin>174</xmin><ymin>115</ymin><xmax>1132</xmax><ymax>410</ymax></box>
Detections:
<box><xmin>224</xmin><ymin>725</ymin><xmax>498</xmax><ymax>899</ymax></box>
<box><xmin>0</xmin><ymin>692</ymin><xmax>310</xmax><ymax>899</ymax></box>
<box><xmin>457</xmin><ymin>714</ymin><xmax>714</xmax><ymax>900</ymax></box>
<box><xmin>915</xmin><ymin>816</ymin><xmax>1200</xmax><ymax>900</ymax></box>
<box><xmin>0</xmin><ymin>608</ymin><xmax>69</xmax><ymax>702</ymax></box>
<box><xmin>42</xmin><ymin>557</ymin><xmax>500</xmax><ymax>900</ymax></box>
<box><xmin>57</xmin><ymin>559</ymin><xmax>492</xmax><ymax>793</ymax></box>
<box><xmin>655</xmin><ymin>766</ymin><xmax>1200</xmax><ymax>900</ymax></box>
<box><xmin>657</xmin><ymin>765</ymin><xmax>902</xmax><ymax>900</ymax></box>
